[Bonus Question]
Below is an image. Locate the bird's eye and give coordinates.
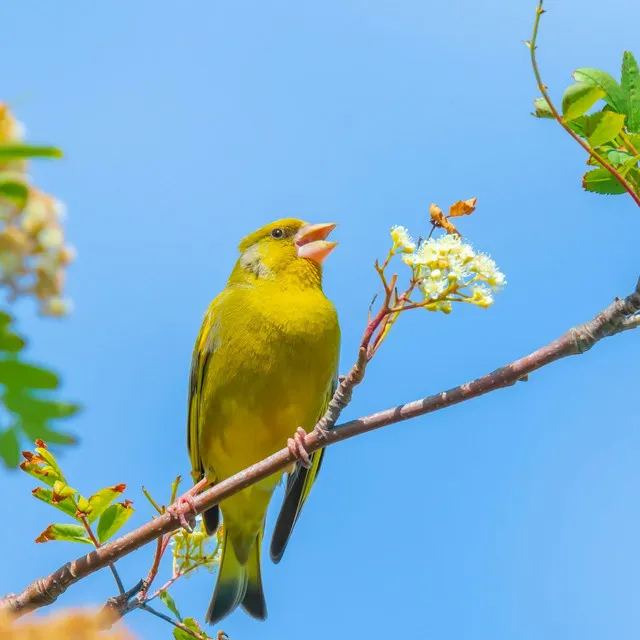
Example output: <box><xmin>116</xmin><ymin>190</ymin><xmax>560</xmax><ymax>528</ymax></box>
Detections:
<box><xmin>271</xmin><ymin>228</ymin><xmax>285</xmax><ymax>239</ymax></box>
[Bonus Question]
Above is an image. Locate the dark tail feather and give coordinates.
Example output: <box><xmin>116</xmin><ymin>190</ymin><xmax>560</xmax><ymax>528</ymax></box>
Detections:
<box><xmin>205</xmin><ymin>529</ymin><xmax>246</xmax><ymax>625</ymax></box>
<box><xmin>202</xmin><ymin>506</ymin><xmax>219</xmax><ymax>536</ymax></box>
<box><xmin>241</xmin><ymin>528</ymin><xmax>267</xmax><ymax>620</ymax></box>
<box><xmin>270</xmin><ymin>449</ymin><xmax>325</xmax><ymax>563</ymax></box>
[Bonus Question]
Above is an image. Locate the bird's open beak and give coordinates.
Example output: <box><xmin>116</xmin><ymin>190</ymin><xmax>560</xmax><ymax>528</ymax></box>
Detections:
<box><xmin>295</xmin><ymin>222</ymin><xmax>338</xmax><ymax>264</ymax></box>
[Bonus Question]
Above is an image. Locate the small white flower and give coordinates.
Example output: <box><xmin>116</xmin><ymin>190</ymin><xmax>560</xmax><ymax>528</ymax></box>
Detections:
<box><xmin>52</xmin><ymin>199</ymin><xmax>67</xmax><ymax>220</ymax></box>
<box><xmin>420</xmin><ymin>277</ymin><xmax>446</xmax><ymax>300</ymax></box>
<box><xmin>38</xmin><ymin>227</ymin><xmax>64</xmax><ymax>249</ymax></box>
<box><xmin>470</xmin><ymin>253</ymin><xmax>506</xmax><ymax>290</ymax></box>
<box><xmin>390</xmin><ymin>225</ymin><xmax>416</xmax><ymax>253</ymax></box>
<box><xmin>468</xmin><ymin>284</ymin><xmax>494</xmax><ymax>308</ymax></box>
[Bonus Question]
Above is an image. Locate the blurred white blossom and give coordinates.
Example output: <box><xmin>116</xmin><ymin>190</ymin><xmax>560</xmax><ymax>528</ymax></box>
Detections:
<box><xmin>0</xmin><ymin>103</ymin><xmax>74</xmax><ymax>316</ymax></box>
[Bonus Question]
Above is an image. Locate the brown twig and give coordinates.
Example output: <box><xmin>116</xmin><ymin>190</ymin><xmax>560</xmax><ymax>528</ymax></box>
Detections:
<box><xmin>2</xmin><ymin>277</ymin><xmax>639</xmax><ymax>618</ymax></box>
<box><xmin>141</xmin><ymin>604</ymin><xmax>209</xmax><ymax>640</ymax></box>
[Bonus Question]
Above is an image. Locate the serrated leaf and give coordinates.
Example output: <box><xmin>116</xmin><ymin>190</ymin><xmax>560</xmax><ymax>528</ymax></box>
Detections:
<box><xmin>4</xmin><ymin>389</ymin><xmax>80</xmax><ymax>421</ymax></box>
<box><xmin>87</xmin><ymin>484</ymin><xmax>127</xmax><ymax>524</ymax></box>
<box><xmin>562</xmin><ymin>83</ymin><xmax>605</xmax><ymax>121</ymax></box>
<box><xmin>533</xmin><ymin>96</ymin><xmax>554</xmax><ymax>118</ymax></box>
<box><xmin>35</xmin><ymin>523</ymin><xmax>92</xmax><ymax>544</ymax></box>
<box><xmin>573</xmin><ymin>68</ymin><xmax>626</xmax><ymax>113</ymax></box>
<box><xmin>583</xmin><ymin>111</ymin><xmax>626</xmax><ymax>147</ymax></box>
<box><xmin>173</xmin><ymin>617</ymin><xmax>210</xmax><ymax>640</ymax></box>
<box><xmin>0</xmin><ymin>427</ymin><xmax>20</xmax><ymax>467</ymax></box>
<box><xmin>621</xmin><ymin>51</ymin><xmax>640</xmax><ymax>133</ymax></box>
<box><xmin>32</xmin><ymin>487</ymin><xmax>79</xmax><ymax>520</ymax></box>
<box><xmin>567</xmin><ymin>116</ymin><xmax>586</xmax><ymax>137</ymax></box>
<box><xmin>160</xmin><ymin>590</ymin><xmax>182</xmax><ymax>621</ymax></box>
<box><xmin>582</xmin><ymin>168</ymin><xmax>627</xmax><ymax>194</ymax></box>
<box><xmin>0</xmin><ymin>145</ymin><xmax>62</xmax><ymax>160</ymax></box>
<box><xmin>0</xmin><ymin>173</ymin><xmax>29</xmax><ymax>210</ymax></box>
<box><xmin>0</xmin><ymin>360</ymin><xmax>59</xmax><ymax>390</ymax></box>
<box><xmin>97</xmin><ymin>502</ymin><xmax>134</xmax><ymax>543</ymax></box>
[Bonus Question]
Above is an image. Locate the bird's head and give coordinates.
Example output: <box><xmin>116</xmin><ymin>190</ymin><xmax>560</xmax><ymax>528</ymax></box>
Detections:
<box><xmin>232</xmin><ymin>218</ymin><xmax>337</xmax><ymax>287</ymax></box>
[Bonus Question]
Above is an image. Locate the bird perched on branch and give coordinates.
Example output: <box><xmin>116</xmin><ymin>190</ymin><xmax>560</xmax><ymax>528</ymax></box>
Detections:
<box><xmin>170</xmin><ymin>218</ymin><xmax>340</xmax><ymax>624</ymax></box>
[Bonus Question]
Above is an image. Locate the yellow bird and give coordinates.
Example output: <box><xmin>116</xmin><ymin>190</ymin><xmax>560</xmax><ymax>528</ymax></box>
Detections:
<box><xmin>177</xmin><ymin>218</ymin><xmax>340</xmax><ymax>624</ymax></box>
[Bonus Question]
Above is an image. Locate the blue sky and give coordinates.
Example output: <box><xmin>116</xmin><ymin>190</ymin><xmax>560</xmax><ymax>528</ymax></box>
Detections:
<box><xmin>3</xmin><ymin>1</ymin><xmax>640</xmax><ymax>638</ymax></box>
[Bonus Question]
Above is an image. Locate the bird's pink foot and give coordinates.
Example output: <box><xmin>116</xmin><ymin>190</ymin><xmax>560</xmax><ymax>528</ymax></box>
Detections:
<box><xmin>167</xmin><ymin>477</ymin><xmax>208</xmax><ymax>533</ymax></box>
<box><xmin>287</xmin><ymin>427</ymin><xmax>312</xmax><ymax>469</ymax></box>
<box><xmin>167</xmin><ymin>494</ymin><xmax>197</xmax><ymax>532</ymax></box>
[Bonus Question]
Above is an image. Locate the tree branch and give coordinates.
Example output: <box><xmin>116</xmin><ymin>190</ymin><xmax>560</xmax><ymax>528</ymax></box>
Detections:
<box><xmin>2</xmin><ymin>277</ymin><xmax>639</xmax><ymax>618</ymax></box>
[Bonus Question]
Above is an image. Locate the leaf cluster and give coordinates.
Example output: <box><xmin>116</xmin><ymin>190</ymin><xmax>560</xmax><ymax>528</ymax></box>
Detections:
<box><xmin>21</xmin><ymin>440</ymin><xmax>133</xmax><ymax>545</ymax></box>
<box><xmin>0</xmin><ymin>312</ymin><xmax>80</xmax><ymax>468</ymax></box>
<box><xmin>534</xmin><ymin>51</ymin><xmax>640</xmax><ymax>195</ymax></box>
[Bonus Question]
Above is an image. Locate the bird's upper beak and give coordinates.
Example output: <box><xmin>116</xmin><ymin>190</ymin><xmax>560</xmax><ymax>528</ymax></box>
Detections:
<box><xmin>295</xmin><ymin>222</ymin><xmax>338</xmax><ymax>264</ymax></box>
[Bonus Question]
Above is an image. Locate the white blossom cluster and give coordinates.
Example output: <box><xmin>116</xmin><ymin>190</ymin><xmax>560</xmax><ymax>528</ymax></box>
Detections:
<box><xmin>390</xmin><ymin>226</ymin><xmax>505</xmax><ymax>312</ymax></box>
<box><xmin>0</xmin><ymin>103</ymin><xmax>74</xmax><ymax>316</ymax></box>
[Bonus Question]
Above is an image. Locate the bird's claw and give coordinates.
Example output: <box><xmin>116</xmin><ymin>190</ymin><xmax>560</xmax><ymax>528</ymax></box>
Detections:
<box><xmin>167</xmin><ymin>494</ymin><xmax>197</xmax><ymax>533</ymax></box>
<box><xmin>287</xmin><ymin>427</ymin><xmax>312</xmax><ymax>469</ymax></box>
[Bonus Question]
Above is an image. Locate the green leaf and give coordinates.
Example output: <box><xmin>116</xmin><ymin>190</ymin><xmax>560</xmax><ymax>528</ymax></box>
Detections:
<box><xmin>20</xmin><ymin>421</ymin><xmax>77</xmax><ymax>446</ymax></box>
<box><xmin>0</xmin><ymin>144</ymin><xmax>63</xmax><ymax>160</ymax></box>
<box><xmin>607</xmin><ymin>148</ymin><xmax>633</xmax><ymax>165</ymax></box>
<box><xmin>583</xmin><ymin>111</ymin><xmax>626</xmax><ymax>147</ymax></box>
<box><xmin>173</xmin><ymin>618</ymin><xmax>210</xmax><ymax>640</ymax></box>
<box><xmin>0</xmin><ymin>173</ymin><xmax>29</xmax><ymax>210</ymax></box>
<box><xmin>567</xmin><ymin>116</ymin><xmax>586</xmax><ymax>137</ymax></box>
<box><xmin>87</xmin><ymin>484</ymin><xmax>127</xmax><ymax>523</ymax></box>
<box><xmin>619</xmin><ymin>154</ymin><xmax>640</xmax><ymax>177</ymax></box>
<box><xmin>562</xmin><ymin>83</ymin><xmax>605</xmax><ymax>121</ymax></box>
<box><xmin>533</xmin><ymin>96</ymin><xmax>554</xmax><ymax>118</ymax></box>
<box><xmin>0</xmin><ymin>312</ymin><xmax>12</xmax><ymax>329</ymax></box>
<box><xmin>573</xmin><ymin>68</ymin><xmax>626</xmax><ymax>113</ymax></box>
<box><xmin>582</xmin><ymin>168</ymin><xmax>628</xmax><ymax>194</ymax></box>
<box><xmin>20</xmin><ymin>458</ymin><xmax>60</xmax><ymax>487</ymax></box>
<box><xmin>4</xmin><ymin>389</ymin><xmax>80</xmax><ymax>421</ymax></box>
<box><xmin>32</xmin><ymin>487</ymin><xmax>79</xmax><ymax>520</ymax></box>
<box><xmin>97</xmin><ymin>502</ymin><xmax>134</xmax><ymax>543</ymax></box>
<box><xmin>0</xmin><ymin>360</ymin><xmax>59</xmax><ymax>390</ymax></box>
<box><xmin>621</xmin><ymin>51</ymin><xmax>640</xmax><ymax>133</ymax></box>
<box><xmin>0</xmin><ymin>427</ymin><xmax>20</xmax><ymax>467</ymax></box>
<box><xmin>160</xmin><ymin>590</ymin><xmax>182</xmax><ymax>621</ymax></box>
<box><xmin>0</xmin><ymin>330</ymin><xmax>25</xmax><ymax>352</ymax></box>
<box><xmin>35</xmin><ymin>523</ymin><xmax>92</xmax><ymax>544</ymax></box>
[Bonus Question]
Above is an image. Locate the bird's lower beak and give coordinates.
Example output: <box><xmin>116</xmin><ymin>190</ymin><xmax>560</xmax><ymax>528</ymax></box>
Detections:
<box><xmin>295</xmin><ymin>222</ymin><xmax>338</xmax><ymax>264</ymax></box>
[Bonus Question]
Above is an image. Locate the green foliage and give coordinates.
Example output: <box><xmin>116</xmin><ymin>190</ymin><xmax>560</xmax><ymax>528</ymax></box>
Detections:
<box><xmin>173</xmin><ymin>618</ymin><xmax>212</xmax><ymax>640</ymax></box>
<box><xmin>562</xmin><ymin>83</ymin><xmax>605</xmax><ymax>121</ymax></box>
<box><xmin>0</xmin><ymin>312</ymin><xmax>80</xmax><ymax>468</ymax></box>
<box><xmin>534</xmin><ymin>50</ymin><xmax>640</xmax><ymax>197</ymax></box>
<box><xmin>96</xmin><ymin>502</ymin><xmax>134</xmax><ymax>544</ymax></box>
<box><xmin>0</xmin><ymin>144</ymin><xmax>62</xmax><ymax>160</ymax></box>
<box><xmin>160</xmin><ymin>591</ymin><xmax>182</xmax><ymax>620</ymax></box>
<box><xmin>21</xmin><ymin>441</ymin><xmax>134</xmax><ymax>545</ymax></box>
<box><xmin>582</xmin><ymin>168</ymin><xmax>628</xmax><ymax>194</ymax></box>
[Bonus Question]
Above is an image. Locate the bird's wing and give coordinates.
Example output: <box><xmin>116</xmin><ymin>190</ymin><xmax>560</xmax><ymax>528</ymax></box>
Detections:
<box><xmin>269</xmin><ymin>373</ymin><xmax>338</xmax><ymax>564</ymax></box>
<box><xmin>186</xmin><ymin>299</ymin><xmax>220</xmax><ymax>533</ymax></box>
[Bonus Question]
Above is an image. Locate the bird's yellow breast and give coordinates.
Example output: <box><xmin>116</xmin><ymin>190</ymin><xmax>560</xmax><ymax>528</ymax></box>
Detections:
<box><xmin>198</xmin><ymin>281</ymin><xmax>339</xmax><ymax>486</ymax></box>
